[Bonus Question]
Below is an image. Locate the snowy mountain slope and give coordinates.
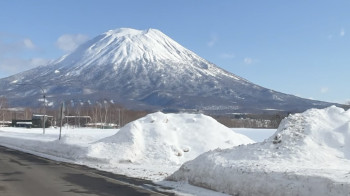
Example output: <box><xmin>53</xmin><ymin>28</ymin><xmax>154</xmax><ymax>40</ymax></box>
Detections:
<box><xmin>0</xmin><ymin>28</ymin><xmax>336</xmax><ymax>113</ymax></box>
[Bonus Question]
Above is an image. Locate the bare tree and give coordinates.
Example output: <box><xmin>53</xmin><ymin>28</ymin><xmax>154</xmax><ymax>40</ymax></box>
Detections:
<box><xmin>50</xmin><ymin>99</ymin><xmax>148</xmax><ymax>128</ymax></box>
<box><xmin>24</xmin><ymin>108</ymin><xmax>32</xmax><ymax>120</ymax></box>
<box><xmin>0</xmin><ymin>96</ymin><xmax>9</xmax><ymax>126</ymax></box>
<box><xmin>103</xmin><ymin>100</ymin><xmax>109</xmax><ymax>126</ymax></box>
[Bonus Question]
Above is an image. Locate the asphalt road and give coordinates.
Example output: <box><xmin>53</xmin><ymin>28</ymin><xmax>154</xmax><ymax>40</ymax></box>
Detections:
<box><xmin>0</xmin><ymin>145</ymin><xmax>174</xmax><ymax>196</ymax></box>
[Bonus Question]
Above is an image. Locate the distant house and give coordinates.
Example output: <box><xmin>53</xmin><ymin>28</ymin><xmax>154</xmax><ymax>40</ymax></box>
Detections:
<box><xmin>1</xmin><ymin>120</ymin><xmax>13</xmax><ymax>127</ymax></box>
<box><xmin>11</xmin><ymin>114</ymin><xmax>93</xmax><ymax>128</ymax></box>
<box><xmin>12</xmin><ymin>120</ymin><xmax>32</xmax><ymax>128</ymax></box>
<box><xmin>63</xmin><ymin>116</ymin><xmax>91</xmax><ymax>127</ymax></box>
<box><xmin>12</xmin><ymin>114</ymin><xmax>53</xmax><ymax>128</ymax></box>
<box><xmin>32</xmin><ymin>114</ymin><xmax>53</xmax><ymax>128</ymax></box>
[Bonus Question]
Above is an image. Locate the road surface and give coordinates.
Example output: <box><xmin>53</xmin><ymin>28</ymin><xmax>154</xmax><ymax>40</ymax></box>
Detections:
<box><xmin>0</xmin><ymin>145</ymin><xmax>173</xmax><ymax>196</ymax></box>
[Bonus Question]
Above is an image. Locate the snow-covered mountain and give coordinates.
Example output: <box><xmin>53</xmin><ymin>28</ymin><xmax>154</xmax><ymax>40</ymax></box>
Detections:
<box><xmin>0</xmin><ymin>28</ymin><xmax>336</xmax><ymax>114</ymax></box>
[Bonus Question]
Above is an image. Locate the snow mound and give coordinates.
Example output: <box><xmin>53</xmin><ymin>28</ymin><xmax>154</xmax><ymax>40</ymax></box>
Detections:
<box><xmin>169</xmin><ymin>106</ymin><xmax>350</xmax><ymax>196</ymax></box>
<box><xmin>267</xmin><ymin>105</ymin><xmax>350</xmax><ymax>162</ymax></box>
<box><xmin>87</xmin><ymin>112</ymin><xmax>253</xmax><ymax>165</ymax></box>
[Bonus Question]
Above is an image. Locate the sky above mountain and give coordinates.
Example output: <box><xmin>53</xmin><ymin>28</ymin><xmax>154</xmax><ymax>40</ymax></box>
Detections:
<box><xmin>0</xmin><ymin>0</ymin><xmax>349</xmax><ymax>104</ymax></box>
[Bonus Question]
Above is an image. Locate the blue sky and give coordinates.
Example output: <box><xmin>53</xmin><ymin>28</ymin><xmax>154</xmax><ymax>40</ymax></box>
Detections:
<box><xmin>0</xmin><ymin>0</ymin><xmax>349</xmax><ymax>104</ymax></box>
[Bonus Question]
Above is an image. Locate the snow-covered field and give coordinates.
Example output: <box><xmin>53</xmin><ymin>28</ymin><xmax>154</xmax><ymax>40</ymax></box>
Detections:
<box><xmin>0</xmin><ymin>112</ymin><xmax>257</xmax><ymax>195</ymax></box>
<box><xmin>234</xmin><ymin>128</ymin><xmax>276</xmax><ymax>142</ymax></box>
<box><xmin>2</xmin><ymin>107</ymin><xmax>348</xmax><ymax>195</ymax></box>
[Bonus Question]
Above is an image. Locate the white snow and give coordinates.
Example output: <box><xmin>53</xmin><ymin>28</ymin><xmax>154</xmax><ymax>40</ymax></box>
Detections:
<box><xmin>58</xmin><ymin>28</ymin><xmax>206</xmax><ymax>71</ymax></box>
<box><xmin>87</xmin><ymin>112</ymin><xmax>253</xmax><ymax>166</ymax></box>
<box><xmin>54</xmin><ymin>27</ymin><xmax>246</xmax><ymax>83</ymax></box>
<box><xmin>4</xmin><ymin>107</ymin><xmax>348</xmax><ymax>195</ymax></box>
<box><xmin>169</xmin><ymin>106</ymin><xmax>350</xmax><ymax>196</ymax></box>
<box><xmin>0</xmin><ymin>112</ymin><xmax>252</xmax><ymax>195</ymax></box>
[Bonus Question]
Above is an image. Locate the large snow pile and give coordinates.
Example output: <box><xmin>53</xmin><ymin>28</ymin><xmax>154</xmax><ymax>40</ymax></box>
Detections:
<box><xmin>87</xmin><ymin>112</ymin><xmax>253</xmax><ymax>165</ymax></box>
<box><xmin>169</xmin><ymin>106</ymin><xmax>350</xmax><ymax>196</ymax></box>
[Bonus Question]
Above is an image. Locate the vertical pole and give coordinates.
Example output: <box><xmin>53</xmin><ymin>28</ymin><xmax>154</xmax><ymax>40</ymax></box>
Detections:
<box><xmin>43</xmin><ymin>94</ymin><xmax>46</xmax><ymax>134</ymax></box>
<box><xmin>59</xmin><ymin>102</ymin><xmax>65</xmax><ymax>140</ymax></box>
<box><xmin>118</xmin><ymin>108</ymin><xmax>121</xmax><ymax>128</ymax></box>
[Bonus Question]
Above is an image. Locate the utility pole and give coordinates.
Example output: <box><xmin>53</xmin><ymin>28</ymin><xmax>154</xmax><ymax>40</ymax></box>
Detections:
<box><xmin>59</xmin><ymin>102</ymin><xmax>65</xmax><ymax>140</ymax></box>
<box><xmin>42</xmin><ymin>92</ymin><xmax>46</xmax><ymax>134</ymax></box>
<box><xmin>118</xmin><ymin>108</ymin><xmax>121</xmax><ymax>128</ymax></box>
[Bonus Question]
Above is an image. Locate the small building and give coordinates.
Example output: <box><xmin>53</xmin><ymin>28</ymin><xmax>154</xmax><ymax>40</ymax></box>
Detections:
<box><xmin>32</xmin><ymin>114</ymin><xmax>53</xmax><ymax>128</ymax></box>
<box><xmin>63</xmin><ymin>116</ymin><xmax>91</xmax><ymax>127</ymax></box>
<box><xmin>11</xmin><ymin>114</ymin><xmax>53</xmax><ymax>128</ymax></box>
<box><xmin>0</xmin><ymin>121</ymin><xmax>12</xmax><ymax>127</ymax></box>
<box><xmin>12</xmin><ymin>120</ymin><xmax>32</xmax><ymax>128</ymax></box>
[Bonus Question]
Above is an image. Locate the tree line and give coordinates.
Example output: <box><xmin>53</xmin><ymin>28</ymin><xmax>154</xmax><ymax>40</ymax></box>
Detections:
<box><xmin>0</xmin><ymin>96</ymin><xmax>148</xmax><ymax>128</ymax></box>
<box><xmin>2</xmin><ymin>95</ymin><xmax>349</xmax><ymax>129</ymax></box>
<box><xmin>213</xmin><ymin>113</ymin><xmax>287</xmax><ymax>128</ymax></box>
